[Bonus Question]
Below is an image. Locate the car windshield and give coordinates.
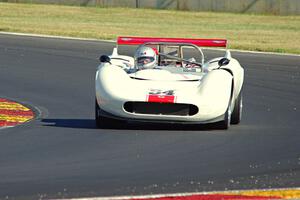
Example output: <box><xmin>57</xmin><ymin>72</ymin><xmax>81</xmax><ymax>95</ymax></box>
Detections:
<box><xmin>155</xmin><ymin>44</ymin><xmax>203</xmax><ymax>68</ymax></box>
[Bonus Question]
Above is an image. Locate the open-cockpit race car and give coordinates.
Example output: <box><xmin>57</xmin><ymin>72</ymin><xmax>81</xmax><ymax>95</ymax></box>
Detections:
<box><xmin>95</xmin><ymin>36</ymin><xmax>244</xmax><ymax>129</ymax></box>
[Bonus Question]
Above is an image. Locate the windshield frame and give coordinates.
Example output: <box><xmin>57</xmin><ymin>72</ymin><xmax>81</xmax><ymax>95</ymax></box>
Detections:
<box><xmin>138</xmin><ymin>42</ymin><xmax>205</xmax><ymax>67</ymax></box>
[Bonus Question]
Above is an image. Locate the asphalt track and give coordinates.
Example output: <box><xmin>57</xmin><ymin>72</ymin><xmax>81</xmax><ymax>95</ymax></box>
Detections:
<box><xmin>0</xmin><ymin>34</ymin><xmax>299</xmax><ymax>200</ymax></box>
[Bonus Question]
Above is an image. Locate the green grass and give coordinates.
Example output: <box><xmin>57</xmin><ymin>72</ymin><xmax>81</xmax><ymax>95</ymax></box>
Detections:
<box><xmin>0</xmin><ymin>2</ymin><xmax>300</xmax><ymax>54</ymax></box>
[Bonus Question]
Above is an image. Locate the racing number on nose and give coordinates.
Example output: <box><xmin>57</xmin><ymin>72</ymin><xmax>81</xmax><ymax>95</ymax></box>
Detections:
<box><xmin>149</xmin><ymin>89</ymin><xmax>174</xmax><ymax>95</ymax></box>
<box><xmin>147</xmin><ymin>89</ymin><xmax>176</xmax><ymax>103</ymax></box>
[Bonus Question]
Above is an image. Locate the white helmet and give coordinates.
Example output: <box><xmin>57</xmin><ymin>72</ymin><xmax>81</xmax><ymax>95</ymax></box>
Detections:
<box><xmin>134</xmin><ymin>46</ymin><xmax>157</xmax><ymax>69</ymax></box>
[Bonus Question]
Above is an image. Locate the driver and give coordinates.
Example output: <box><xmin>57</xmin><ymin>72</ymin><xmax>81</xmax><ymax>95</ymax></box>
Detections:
<box><xmin>134</xmin><ymin>46</ymin><xmax>157</xmax><ymax>69</ymax></box>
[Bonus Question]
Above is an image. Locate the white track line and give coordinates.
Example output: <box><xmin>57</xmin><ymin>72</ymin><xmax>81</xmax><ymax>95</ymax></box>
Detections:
<box><xmin>53</xmin><ymin>187</ymin><xmax>300</xmax><ymax>200</ymax></box>
<box><xmin>206</xmin><ymin>47</ymin><xmax>300</xmax><ymax>57</ymax></box>
<box><xmin>0</xmin><ymin>126</ymin><xmax>13</xmax><ymax>130</ymax></box>
<box><xmin>1</xmin><ymin>31</ymin><xmax>299</xmax><ymax>57</ymax></box>
<box><xmin>0</xmin><ymin>31</ymin><xmax>115</xmax><ymax>43</ymax></box>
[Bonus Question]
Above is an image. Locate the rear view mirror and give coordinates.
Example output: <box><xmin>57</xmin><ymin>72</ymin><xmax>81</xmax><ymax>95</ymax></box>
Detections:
<box><xmin>218</xmin><ymin>58</ymin><xmax>230</xmax><ymax>67</ymax></box>
<box><xmin>99</xmin><ymin>55</ymin><xmax>111</xmax><ymax>64</ymax></box>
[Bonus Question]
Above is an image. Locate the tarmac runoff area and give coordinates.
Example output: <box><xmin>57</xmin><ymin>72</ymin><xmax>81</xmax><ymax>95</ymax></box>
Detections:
<box><xmin>0</xmin><ymin>33</ymin><xmax>300</xmax><ymax>200</ymax></box>
<box><xmin>59</xmin><ymin>188</ymin><xmax>300</xmax><ymax>200</ymax></box>
<box><xmin>0</xmin><ymin>98</ymin><xmax>34</xmax><ymax>128</ymax></box>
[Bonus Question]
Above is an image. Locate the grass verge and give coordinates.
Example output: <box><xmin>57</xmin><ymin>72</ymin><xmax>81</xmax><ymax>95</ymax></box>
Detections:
<box><xmin>0</xmin><ymin>3</ymin><xmax>299</xmax><ymax>54</ymax></box>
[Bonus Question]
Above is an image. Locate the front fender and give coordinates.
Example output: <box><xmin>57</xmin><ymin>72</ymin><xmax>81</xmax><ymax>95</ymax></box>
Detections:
<box><xmin>220</xmin><ymin>58</ymin><xmax>244</xmax><ymax>99</ymax></box>
<box><xmin>95</xmin><ymin>64</ymin><xmax>131</xmax><ymax>113</ymax></box>
<box><xmin>197</xmin><ymin>69</ymin><xmax>233</xmax><ymax>117</ymax></box>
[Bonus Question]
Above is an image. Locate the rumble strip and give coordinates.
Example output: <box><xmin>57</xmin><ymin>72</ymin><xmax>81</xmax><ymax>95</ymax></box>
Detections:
<box><xmin>55</xmin><ymin>187</ymin><xmax>300</xmax><ymax>200</ymax></box>
<box><xmin>0</xmin><ymin>98</ymin><xmax>34</xmax><ymax>127</ymax></box>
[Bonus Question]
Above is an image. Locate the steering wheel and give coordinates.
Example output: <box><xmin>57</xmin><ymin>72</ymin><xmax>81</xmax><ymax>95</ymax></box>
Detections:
<box><xmin>159</xmin><ymin>53</ymin><xmax>202</xmax><ymax>68</ymax></box>
<box><xmin>184</xmin><ymin>61</ymin><xmax>202</xmax><ymax>68</ymax></box>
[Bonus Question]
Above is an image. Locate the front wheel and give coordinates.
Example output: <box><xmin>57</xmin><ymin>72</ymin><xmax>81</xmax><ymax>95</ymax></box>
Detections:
<box><xmin>95</xmin><ymin>99</ymin><xmax>125</xmax><ymax>129</ymax></box>
<box><xmin>217</xmin><ymin>105</ymin><xmax>231</xmax><ymax>130</ymax></box>
<box><xmin>231</xmin><ymin>91</ymin><xmax>243</xmax><ymax>124</ymax></box>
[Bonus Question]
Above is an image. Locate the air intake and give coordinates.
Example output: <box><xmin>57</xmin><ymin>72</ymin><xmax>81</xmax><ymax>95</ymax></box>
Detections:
<box><xmin>124</xmin><ymin>102</ymin><xmax>198</xmax><ymax>116</ymax></box>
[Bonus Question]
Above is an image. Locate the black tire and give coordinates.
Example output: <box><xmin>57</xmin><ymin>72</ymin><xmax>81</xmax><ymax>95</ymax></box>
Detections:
<box><xmin>217</xmin><ymin>105</ymin><xmax>231</xmax><ymax>130</ymax></box>
<box><xmin>95</xmin><ymin>99</ymin><xmax>125</xmax><ymax>129</ymax></box>
<box><xmin>231</xmin><ymin>91</ymin><xmax>243</xmax><ymax>124</ymax></box>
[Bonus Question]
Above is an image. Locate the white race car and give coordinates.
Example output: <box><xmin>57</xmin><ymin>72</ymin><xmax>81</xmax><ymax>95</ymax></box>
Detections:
<box><xmin>95</xmin><ymin>36</ymin><xmax>244</xmax><ymax>129</ymax></box>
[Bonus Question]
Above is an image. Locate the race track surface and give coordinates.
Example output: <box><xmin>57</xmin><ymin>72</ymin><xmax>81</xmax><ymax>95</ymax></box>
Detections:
<box><xmin>0</xmin><ymin>34</ymin><xmax>299</xmax><ymax>199</ymax></box>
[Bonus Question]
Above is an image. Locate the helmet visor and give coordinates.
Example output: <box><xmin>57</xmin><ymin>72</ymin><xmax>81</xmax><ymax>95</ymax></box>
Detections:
<box><xmin>137</xmin><ymin>57</ymin><xmax>155</xmax><ymax>65</ymax></box>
